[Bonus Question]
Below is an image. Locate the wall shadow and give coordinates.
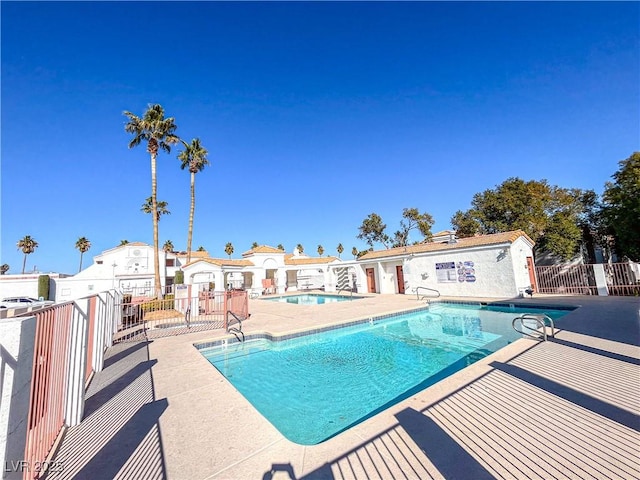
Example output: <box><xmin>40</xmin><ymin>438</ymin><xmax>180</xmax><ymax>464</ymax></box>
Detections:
<box><xmin>395</xmin><ymin>407</ymin><xmax>495</xmax><ymax>480</ymax></box>
<box><xmin>73</xmin><ymin>398</ymin><xmax>168</xmax><ymax>480</ymax></box>
<box><xmin>490</xmin><ymin>361</ymin><xmax>640</xmax><ymax>431</ymax></box>
<box><xmin>83</xmin><ymin>359</ymin><xmax>158</xmax><ymax>419</ymax></box>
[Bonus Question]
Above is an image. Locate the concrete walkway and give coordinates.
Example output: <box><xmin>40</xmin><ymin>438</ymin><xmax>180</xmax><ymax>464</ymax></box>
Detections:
<box><xmin>49</xmin><ymin>294</ymin><xmax>640</xmax><ymax>479</ymax></box>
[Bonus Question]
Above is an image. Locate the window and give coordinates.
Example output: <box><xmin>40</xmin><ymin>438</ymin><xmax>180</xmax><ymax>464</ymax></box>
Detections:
<box><xmin>97</xmin><ymin>260</ymin><xmax>103</xmax><ymax>264</ymax></box>
<box><xmin>166</xmin><ymin>259</ymin><xmax>175</xmax><ymax>267</ymax></box>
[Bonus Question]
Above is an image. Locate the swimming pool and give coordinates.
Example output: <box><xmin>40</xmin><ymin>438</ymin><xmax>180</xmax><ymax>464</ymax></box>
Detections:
<box><xmin>261</xmin><ymin>293</ymin><xmax>362</xmax><ymax>304</ymax></box>
<box><xmin>197</xmin><ymin>302</ymin><xmax>573</xmax><ymax>445</ymax></box>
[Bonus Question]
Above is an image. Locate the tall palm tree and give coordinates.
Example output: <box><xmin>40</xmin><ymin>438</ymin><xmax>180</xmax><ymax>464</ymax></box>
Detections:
<box><xmin>0</xmin><ymin>264</ymin><xmax>9</xmax><ymax>275</ymax></box>
<box><xmin>163</xmin><ymin>240</ymin><xmax>174</xmax><ymax>253</ymax></box>
<box><xmin>124</xmin><ymin>104</ymin><xmax>179</xmax><ymax>298</ymax></box>
<box><xmin>352</xmin><ymin>247</ymin><xmax>358</xmax><ymax>259</ymax></box>
<box><xmin>225</xmin><ymin>242</ymin><xmax>234</xmax><ymax>259</ymax></box>
<box><xmin>297</xmin><ymin>243</ymin><xmax>304</xmax><ymax>254</ymax></box>
<box><xmin>162</xmin><ymin>240</ymin><xmax>174</xmax><ymax>291</ymax></box>
<box><xmin>75</xmin><ymin>237</ymin><xmax>91</xmax><ymax>272</ymax></box>
<box><xmin>178</xmin><ymin>138</ymin><xmax>210</xmax><ymax>264</ymax></box>
<box><xmin>17</xmin><ymin>235</ymin><xmax>38</xmax><ymax>274</ymax></box>
<box><xmin>317</xmin><ymin>244</ymin><xmax>324</xmax><ymax>256</ymax></box>
<box><xmin>337</xmin><ymin>243</ymin><xmax>344</xmax><ymax>259</ymax></box>
<box><xmin>119</xmin><ymin>239</ymin><xmax>130</xmax><ymax>246</ymax></box>
<box><xmin>141</xmin><ymin>197</ymin><xmax>171</xmax><ymax>221</ymax></box>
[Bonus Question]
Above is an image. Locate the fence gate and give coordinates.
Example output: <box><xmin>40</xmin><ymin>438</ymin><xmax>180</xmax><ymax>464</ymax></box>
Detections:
<box><xmin>535</xmin><ymin>262</ymin><xmax>640</xmax><ymax>296</ymax></box>
<box><xmin>114</xmin><ymin>289</ymin><xmax>249</xmax><ymax>343</ymax></box>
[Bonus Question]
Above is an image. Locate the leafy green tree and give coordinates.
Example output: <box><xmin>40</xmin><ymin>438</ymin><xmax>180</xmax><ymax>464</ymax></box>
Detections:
<box><xmin>451</xmin><ymin>177</ymin><xmax>595</xmax><ymax>260</ymax></box>
<box><xmin>0</xmin><ymin>264</ymin><xmax>9</xmax><ymax>275</ymax></box>
<box><xmin>602</xmin><ymin>152</ymin><xmax>640</xmax><ymax>260</ymax></box>
<box><xmin>317</xmin><ymin>245</ymin><xmax>324</xmax><ymax>256</ymax></box>
<box><xmin>178</xmin><ymin>138</ymin><xmax>210</xmax><ymax>264</ymax></box>
<box><xmin>124</xmin><ymin>104</ymin><xmax>179</xmax><ymax>298</ymax></box>
<box><xmin>392</xmin><ymin>208</ymin><xmax>435</xmax><ymax>247</ymax></box>
<box><xmin>225</xmin><ymin>242</ymin><xmax>234</xmax><ymax>258</ymax></box>
<box><xmin>296</xmin><ymin>243</ymin><xmax>305</xmax><ymax>254</ymax></box>
<box><xmin>75</xmin><ymin>237</ymin><xmax>91</xmax><ymax>272</ymax></box>
<box><xmin>336</xmin><ymin>243</ymin><xmax>344</xmax><ymax>258</ymax></box>
<box><xmin>141</xmin><ymin>197</ymin><xmax>170</xmax><ymax>221</ymax></box>
<box><xmin>17</xmin><ymin>235</ymin><xmax>38</xmax><ymax>274</ymax></box>
<box><xmin>357</xmin><ymin>213</ymin><xmax>390</xmax><ymax>249</ymax></box>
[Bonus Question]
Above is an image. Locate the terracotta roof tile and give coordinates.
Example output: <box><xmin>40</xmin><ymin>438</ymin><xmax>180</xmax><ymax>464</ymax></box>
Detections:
<box><xmin>183</xmin><ymin>258</ymin><xmax>254</xmax><ymax>268</ymax></box>
<box><xmin>358</xmin><ymin>230</ymin><xmax>533</xmax><ymax>261</ymax></box>
<box><xmin>285</xmin><ymin>256</ymin><xmax>339</xmax><ymax>265</ymax></box>
<box><xmin>242</xmin><ymin>245</ymin><xmax>285</xmax><ymax>256</ymax></box>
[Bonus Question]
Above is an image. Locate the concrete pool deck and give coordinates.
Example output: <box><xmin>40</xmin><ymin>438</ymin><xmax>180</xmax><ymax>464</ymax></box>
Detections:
<box><xmin>49</xmin><ymin>294</ymin><xmax>640</xmax><ymax>479</ymax></box>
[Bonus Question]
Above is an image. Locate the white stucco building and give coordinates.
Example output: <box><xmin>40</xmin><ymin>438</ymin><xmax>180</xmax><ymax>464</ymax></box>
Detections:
<box><xmin>0</xmin><ymin>231</ymin><xmax>537</xmax><ymax>303</ymax></box>
<box><xmin>339</xmin><ymin>230</ymin><xmax>536</xmax><ymax>298</ymax></box>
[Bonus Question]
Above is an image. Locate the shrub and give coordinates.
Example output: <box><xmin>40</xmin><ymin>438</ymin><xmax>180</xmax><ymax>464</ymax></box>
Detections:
<box><xmin>140</xmin><ymin>296</ymin><xmax>175</xmax><ymax>313</ymax></box>
<box><xmin>38</xmin><ymin>275</ymin><xmax>50</xmax><ymax>300</ymax></box>
<box><xmin>174</xmin><ymin>270</ymin><xmax>184</xmax><ymax>284</ymax></box>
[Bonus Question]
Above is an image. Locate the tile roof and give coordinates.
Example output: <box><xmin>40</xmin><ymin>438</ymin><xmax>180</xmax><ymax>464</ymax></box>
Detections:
<box><xmin>285</xmin><ymin>256</ymin><xmax>339</xmax><ymax>266</ymax></box>
<box><xmin>358</xmin><ymin>230</ymin><xmax>534</xmax><ymax>261</ymax></box>
<box><xmin>242</xmin><ymin>245</ymin><xmax>286</xmax><ymax>256</ymax></box>
<box><xmin>183</xmin><ymin>258</ymin><xmax>254</xmax><ymax>268</ymax></box>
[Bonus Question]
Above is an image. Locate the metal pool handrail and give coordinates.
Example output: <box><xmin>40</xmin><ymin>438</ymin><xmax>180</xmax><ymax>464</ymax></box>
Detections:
<box><xmin>415</xmin><ymin>287</ymin><xmax>440</xmax><ymax>301</ymax></box>
<box><xmin>512</xmin><ymin>313</ymin><xmax>555</xmax><ymax>341</ymax></box>
<box><xmin>226</xmin><ymin>310</ymin><xmax>245</xmax><ymax>342</ymax></box>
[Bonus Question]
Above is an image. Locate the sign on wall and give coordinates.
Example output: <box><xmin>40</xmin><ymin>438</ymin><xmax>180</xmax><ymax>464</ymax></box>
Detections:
<box><xmin>457</xmin><ymin>261</ymin><xmax>476</xmax><ymax>283</ymax></box>
<box><xmin>435</xmin><ymin>262</ymin><xmax>457</xmax><ymax>283</ymax></box>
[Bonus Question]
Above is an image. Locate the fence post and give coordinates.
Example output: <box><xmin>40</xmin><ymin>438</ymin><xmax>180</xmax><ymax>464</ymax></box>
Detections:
<box><xmin>65</xmin><ymin>299</ymin><xmax>89</xmax><ymax>426</ymax></box>
<box><xmin>593</xmin><ymin>264</ymin><xmax>609</xmax><ymax>296</ymax></box>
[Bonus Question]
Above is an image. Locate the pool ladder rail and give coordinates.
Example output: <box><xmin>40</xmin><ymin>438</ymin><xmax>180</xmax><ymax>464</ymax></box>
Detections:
<box><xmin>512</xmin><ymin>313</ymin><xmax>556</xmax><ymax>341</ymax></box>
<box><xmin>226</xmin><ymin>310</ymin><xmax>245</xmax><ymax>342</ymax></box>
<box><xmin>415</xmin><ymin>287</ymin><xmax>441</xmax><ymax>302</ymax></box>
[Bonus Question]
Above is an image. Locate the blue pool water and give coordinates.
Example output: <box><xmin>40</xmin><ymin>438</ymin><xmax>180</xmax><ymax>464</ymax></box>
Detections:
<box><xmin>262</xmin><ymin>293</ymin><xmax>362</xmax><ymax>304</ymax></box>
<box><xmin>198</xmin><ymin>303</ymin><xmax>572</xmax><ymax>445</ymax></box>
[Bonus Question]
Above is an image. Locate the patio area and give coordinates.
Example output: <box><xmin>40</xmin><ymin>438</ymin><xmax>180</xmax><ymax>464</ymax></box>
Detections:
<box><xmin>48</xmin><ymin>294</ymin><xmax>640</xmax><ymax>479</ymax></box>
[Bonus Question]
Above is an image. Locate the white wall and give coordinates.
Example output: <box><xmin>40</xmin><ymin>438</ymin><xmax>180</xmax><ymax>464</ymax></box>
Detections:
<box><xmin>0</xmin><ymin>315</ymin><xmax>36</xmax><ymax>480</ymax></box>
<box><xmin>510</xmin><ymin>236</ymin><xmax>536</xmax><ymax>294</ymax></box>
<box><xmin>401</xmin><ymin>243</ymin><xmax>524</xmax><ymax>298</ymax></box>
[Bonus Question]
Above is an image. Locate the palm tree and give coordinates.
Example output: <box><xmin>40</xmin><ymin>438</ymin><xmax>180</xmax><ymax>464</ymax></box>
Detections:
<box><xmin>0</xmin><ymin>264</ymin><xmax>9</xmax><ymax>275</ymax></box>
<box><xmin>17</xmin><ymin>235</ymin><xmax>38</xmax><ymax>274</ymax></box>
<box><xmin>141</xmin><ymin>197</ymin><xmax>171</xmax><ymax>221</ymax></box>
<box><xmin>297</xmin><ymin>243</ymin><xmax>304</xmax><ymax>254</ymax></box>
<box><xmin>163</xmin><ymin>240</ymin><xmax>174</xmax><ymax>253</ymax></box>
<box><xmin>178</xmin><ymin>138</ymin><xmax>210</xmax><ymax>264</ymax></box>
<box><xmin>124</xmin><ymin>104</ymin><xmax>179</xmax><ymax>298</ymax></box>
<box><xmin>225</xmin><ymin>242</ymin><xmax>234</xmax><ymax>259</ymax></box>
<box><xmin>75</xmin><ymin>237</ymin><xmax>91</xmax><ymax>272</ymax></box>
<box><xmin>317</xmin><ymin>244</ymin><xmax>324</xmax><ymax>256</ymax></box>
<box><xmin>251</xmin><ymin>242</ymin><xmax>259</xmax><ymax>249</ymax></box>
<box><xmin>119</xmin><ymin>240</ymin><xmax>130</xmax><ymax>246</ymax></box>
<box><xmin>197</xmin><ymin>246</ymin><xmax>206</xmax><ymax>252</ymax></box>
<box><xmin>352</xmin><ymin>247</ymin><xmax>358</xmax><ymax>259</ymax></box>
<box><xmin>337</xmin><ymin>243</ymin><xmax>344</xmax><ymax>259</ymax></box>
<box><xmin>162</xmin><ymin>240</ymin><xmax>174</xmax><ymax>290</ymax></box>
<box><xmin>277</xmin><ymin>244</ymin><xmax>285</xmax><ymax>251</ymax></box>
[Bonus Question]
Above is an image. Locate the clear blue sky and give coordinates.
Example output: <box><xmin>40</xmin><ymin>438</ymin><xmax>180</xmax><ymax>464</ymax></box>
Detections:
<box><xmin>1</xmin><ymin>1</ymin><xmax>638</xmax><ymax>275</ymax></box>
